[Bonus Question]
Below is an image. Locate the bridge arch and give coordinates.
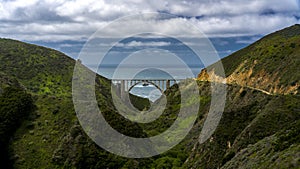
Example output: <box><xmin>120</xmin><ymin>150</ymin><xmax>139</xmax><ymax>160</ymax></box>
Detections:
<box><xmin>128</xmin><ymin>80</ymin><xmax>164</xmax><ymax>93</ymax></box>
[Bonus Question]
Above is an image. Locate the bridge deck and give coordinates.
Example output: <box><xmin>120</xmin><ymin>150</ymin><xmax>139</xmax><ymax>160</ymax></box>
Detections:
<box><xmin>112</xmin><ymin>79</ymin><xmax>185</xmax><ymax>97</ymax></box>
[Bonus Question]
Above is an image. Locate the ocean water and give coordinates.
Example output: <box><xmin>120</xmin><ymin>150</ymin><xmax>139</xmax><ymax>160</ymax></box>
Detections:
<box><xmin>96</xmin><ymin>67</ymin><xmax>202</xmax><ymax>101</ymax></box>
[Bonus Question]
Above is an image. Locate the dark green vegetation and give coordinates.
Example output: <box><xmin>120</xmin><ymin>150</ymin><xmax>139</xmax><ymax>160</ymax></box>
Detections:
<box><xmin>0</xmin><ymin>74</ymin><xmax>34</xmax><ymax>168</ymax></box>
<box><xmin>129</xmin><ymin>93</ymin><xmax>151</xmax><ymax>111</ymax></box>
<box><xmin>184</xmin><ymin>85</ymin><xmax>299</xmax><ymax>169</ymax></box>
<box><xmin>0</xmin><ymin>24</ymin><xmax>299</xmax><ymax>168</ymax></box>
<box><xmin>0</xmin><ymin>38</ymin><xmax>149</xmax><ymax>168</ymax></box>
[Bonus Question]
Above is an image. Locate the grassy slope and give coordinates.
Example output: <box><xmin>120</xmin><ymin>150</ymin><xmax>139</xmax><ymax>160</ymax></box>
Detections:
<box><xmin>184</xmin><ymin>85</ymin><xmax>299</xmax><ymax>169</ymax></box>
<box><xmin>0</xmin><ymin>38</ymin><xmax>79</xmax><ymax>168</ymax></box>
<box><xmin>0</xmin><ymin>38</ymin><xmax>149</xmax><ymax>168</ymax></box>
<box><xmin>0</xmin><ymin>39</ymin><xmax>75</xmax><ymax>97</ymax></box>
<box><xmin>0</xmin><ymin>38</ymin><xmax>197</xmax><ymax>169</ymax></box>
<box><xmin>187</xmin><ymin>24</ymin><xmax>300</xmax><ymax>168</ymax></box>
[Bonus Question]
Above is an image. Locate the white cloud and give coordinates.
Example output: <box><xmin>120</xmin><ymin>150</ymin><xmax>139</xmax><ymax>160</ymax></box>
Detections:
<box><xmin>190</xmin><ymin>14</ymin><xmax>299</xmax><ymax>37</ymax></box>
<box><xmin>235</xmin><ymin>36</ymin><xmax>261</xmax><ymax>44</ymax></box>
<box><xmin>165</xmin><ymin>0</ymin><xmax>299</xmax><ymax>16</ymax></box>
<box><xmin>0</xmin><ymin>0</ymin><xmax>299</xmax><ymax>41</ymax></box>
<box><xmin>115</xmin><ymin>41</ymin><xmax>171</xmax><ymax>47</ymax></box>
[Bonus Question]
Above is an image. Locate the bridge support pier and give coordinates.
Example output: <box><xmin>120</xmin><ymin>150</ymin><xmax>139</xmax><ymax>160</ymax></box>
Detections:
<box><xmin>121</xmin><ymin>80</ymin><xmax>125</xmax><ymax>100</ymax></box>
<box><xmin>166</xmin><ymin>80</ymin><xmax>170</xmax><ymax>89</ymax></box>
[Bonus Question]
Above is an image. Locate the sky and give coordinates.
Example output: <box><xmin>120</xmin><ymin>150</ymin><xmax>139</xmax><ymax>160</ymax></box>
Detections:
<box><xmin>0</xmin><ymin>0</ymin><xmax>300</xmax><ymax>61</ymax></box>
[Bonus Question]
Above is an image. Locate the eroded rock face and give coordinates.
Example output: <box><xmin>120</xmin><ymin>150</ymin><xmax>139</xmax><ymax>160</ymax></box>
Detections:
<box><xmin>197</xmin><ymin>68</ymin><xmax>226</xmax><ymax>84</ymax></box>
<box><xmin>225</xmin><ymin>59</ymin><xmax>299</xmax><ymax>95</ymax></box>
<box><xmin>197</xmin><ymin>59</ymin><xmax>299</xmax><ymax>95</ymax></box>
<box><xmin>197</xmin><ymin>68</ymin><xmax>210</xmax><ymax>81</ymax></box>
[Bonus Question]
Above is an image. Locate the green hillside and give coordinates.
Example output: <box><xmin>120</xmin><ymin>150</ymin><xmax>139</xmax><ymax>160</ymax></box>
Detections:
<box><xmin>184</xmin><ymin>84</ymin><xmax>299</xmax><ymax>168</ymax></box>
<box><xmin>202</xmin><ymin>24</ymin><xmax>300</xmax><ymax>95</ymax></box>
<box><xmin>0</xmin><ymin>39</ymin><xmax>75</xmax><ymax>96</ymax></box>
<box><xmin>0</xmin><ymin>39</ymin><xmax>83</xmax><ymax>168</ymax></box>
<box><xmin>0</xmin><ymin>38</ymin><xmax>189</xmax><ymax>168</ymax></box>
<box><xmin>193</xmin><ymin>24</ymin><xmax>300</xmax><ymax>168</ymax></box>
<box><xmin>0</xmin><ymin>24</ymin><xmax>299</xmax><ymax>169</ymax></box>
<box><xmin>0</xmin><ymin>38</ymin><xmax>149</xmax><ymax>168</ymax></box>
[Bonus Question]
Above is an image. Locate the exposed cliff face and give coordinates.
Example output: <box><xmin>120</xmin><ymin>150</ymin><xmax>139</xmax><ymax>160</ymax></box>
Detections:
<box><xmin>197</xmin><ymin>68</ymin><xmax>210</xmax><ymax>81</ymax></box>
<box><xmin>226</xmin><ymin>59</ymin><xmax>299</xmax><ymax>95</ymax></box>
<box><xmin>197</xmin><ymin>67</ymin><xmax>226</xmax><ymax>84</ymax></box>
<box><xmin>198</xmin><ymin>60</ymin><xmax>299</xmax><ymax>95</ymax></box>
<box><xmin>198</xmin><ymin>24</ymin><xmax>300</xmax><ymax>95</ymax></box>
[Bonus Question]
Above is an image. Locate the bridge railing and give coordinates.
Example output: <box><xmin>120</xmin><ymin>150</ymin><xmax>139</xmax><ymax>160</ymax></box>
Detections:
<box><xmin>111</xmin><ymin>79</ymin><xmax>186</xmax><ymax>92</ymax></box>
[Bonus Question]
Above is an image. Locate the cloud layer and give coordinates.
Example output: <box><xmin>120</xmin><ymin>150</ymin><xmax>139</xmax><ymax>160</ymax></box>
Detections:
<box><xmin>0</xmin><ymin>0</ymin><xmax>299</xmax><ymax>41</ymax></box>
